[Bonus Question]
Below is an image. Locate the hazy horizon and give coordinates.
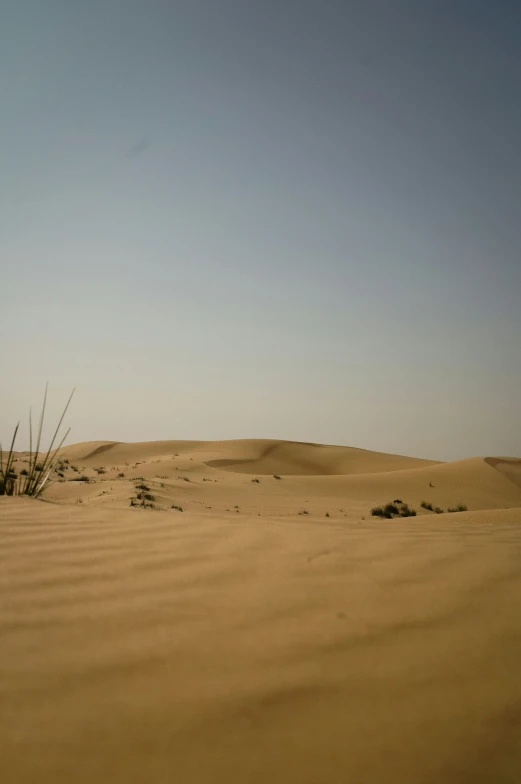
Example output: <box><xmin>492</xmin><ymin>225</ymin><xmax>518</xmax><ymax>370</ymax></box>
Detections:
<box><xmin>2</xmin><ymin>1</ymin><xmax>521</xmax><ymax>463</ymax></box>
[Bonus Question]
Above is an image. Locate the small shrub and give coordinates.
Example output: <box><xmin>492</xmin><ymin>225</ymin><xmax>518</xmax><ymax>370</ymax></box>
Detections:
<box><xmin>325</xmin><ymin>511</ymin><xmax>330</xmax><ymax>517</ymax></box>
<box><xmin>71</xmin><ymin>475</ymin><xmax>90</xmax><ymax>482</ymax></box>
<box><xmin>182</xmin><ymin>476</ymin><xmax>190</xmax><ymax>482</ymax></box>
<box><xmin>298</xmin><ymin>509</ymin><xmax>309</xmax><ymax>515</ymax></box>
<box><xmin>434</xmin><ymin>506</ymin><xmax>444</xmax><ymax>514</ymax></box>
<box><xmin>421</xmin><ymin>501</ymin><xmax>434</xmax><ymax>511</ymax></box>
<box><xmin>457</xmin><ymin>504</ymin><xmax>467</xmax><ymax>512</ymax></box>
<box><xmin>57</xmin><ymin>471</ymin><xmax>65</xmax><ymax>478</ymax></box>
<box><xmin>171</xmin><ymin>504</ymin><xmax>183</xmax><ymax>511</ymax></box>
<box><xmin>118</xmin><ymin>472</ymin><xmax>125</xmax><ymax>478</ymax></box>
<box><xmin>273</xmin><ymin>475</ymin><xmax>282</xmax><ymax>480</ymax></box>
<box><xmin>252</xmin><ymin>478</ymin><xmax>260</xmax><ymax>483</ymax></box>
<box><xmin>136</xmin><ymin>483</ymin><xmax>150</xmax><ymax>491</ymax></box>
<box><xmin>20</xmin><ymin>468</ymin><xmax>29</xmax><ymax>476</ymax></box>
<box><xmin>371</xmin><ymin>501</ymin><xmax>407</xmax><ymax>519</ymax></box>
<box><xmin>394</xmin><ymin>499</ymin><xmax>403</xmax><ymax>504</ymax></box>
<box><xmin>137</xmin><ymin>491</ymin><xmax>155</xmax><ymax>502</ymax></box>
<box><xmin>95</xmin><ymin>468</ymin><xmax>106</xmax><ymax>475</ymax></box>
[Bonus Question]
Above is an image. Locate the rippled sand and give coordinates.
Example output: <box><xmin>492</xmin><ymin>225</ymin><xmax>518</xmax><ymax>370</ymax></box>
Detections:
<box><xmin>2</xmin><ymin>440</ymin><xmax>521</xmax><ymax>782</ymax></box>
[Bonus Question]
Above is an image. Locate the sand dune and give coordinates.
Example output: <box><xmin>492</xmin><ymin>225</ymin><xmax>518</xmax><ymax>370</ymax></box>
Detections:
<box><xmin>54</xmin><ymin>437</ymin><xmax>439</xmax><ymax>475</ymax></box>
<box><xmin>203</xmin><ymin>438</ymin><xmax>439</xmax><ymax>475</ymax></box>
<box><xmin>9</xmin><ymin>439</ymin><xmax>519</xmax><ymax>520</ymax></box>
<box><xmin>485</xmin><ymin>456</ymin><xmax>521</xmax><ymax>489</ymax></box>
<box><xmin>2</xmin><ymin>438</ymin><xmax>521</xmax><ymax>782</ymax></box>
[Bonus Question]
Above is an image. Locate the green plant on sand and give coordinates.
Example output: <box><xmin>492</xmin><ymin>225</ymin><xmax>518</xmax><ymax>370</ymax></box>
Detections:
<box><xmin>0</xmin><ymin>384</ymin><xmax>74</xmax><ymax>498</ymax></box>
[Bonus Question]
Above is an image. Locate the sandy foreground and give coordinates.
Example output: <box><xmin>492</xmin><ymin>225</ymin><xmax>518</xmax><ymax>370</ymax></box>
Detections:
<box><xmin>2</xmin><ymin>439</ymin><xmax>521</xmax><ymax>782</ymax></box>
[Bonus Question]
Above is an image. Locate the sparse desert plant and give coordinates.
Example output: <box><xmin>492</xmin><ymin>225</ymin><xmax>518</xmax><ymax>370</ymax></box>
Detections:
<box><xmin>298</xmin><ymin>509</ymin><xmax>309</xmax><ymax>515</ymax></box>
<box><xmin>95</xmin><ymin>468</ymin><xmax>106</xmax><ymax>475</ymax></box>
<box><xmin>20</xmin><ymin>468</ymin><xmax>29</xmax><ymax>476</ymax></box>
<box><xmin>0</xmin><ymin>384</ymin><xmax>74</xmax><ymax>498</ymax></box>
<box><xmin>182</xmin><ymin>476</ymin><xmax>190</xmax><ymax>482</ymax></box>
<box><xmin>394</xmin><ymin>499</ymin><xmax>403</xmax><ymax>504</ymax></box>
<box><xmin>71</xmin><ymin>475</ymin><xmax>90</xmax><ymax>482</ymax></box>
<box><xmin>434</xmin><ymin>506</ymin><xmax>444</xmax><ymax>514</ymax></box>
<box><xmin>131</xmin><ymin>493</ymin><xmax>155</xmax><ymax>509</ymax></box>
<box><xmin>136</xmin><ymin>491</ymin><xmax>155</xmax><ymax>501</ymax></box>
<box><xmin>135</xmin><ymin>482</ymin><xmax>150</xmax><ymax>491</ymax></box>
<box><xmin>171</xmin><ymin>504</ymin><xmax>183</xmax><ymax>511</ymax></box>
<box><xmin>325</xmin><ymin>511</ymin><xmax>330</xmax><ymax>517</ymax></box>
<box><xmin>273</xmin><ymin>475</ymin><xmax>282</xmax><ymax>480</ymax></box>
<box><xmin>371</xmin><ymin>501</ymin><xmax>417</xmax><ymax>519</ymax></box>
<box><xmin>118</xmin><ymin>472</ymin><xmax>125</xmax><ymax>478</ymax></box>
<box><xmin>421</xmin><ymin>501</ymin><xmax>434</xmax><ymax>511</ymax></box>
<box><xmin>252</xmin><ymin>478</ymin><xmax>260</xmax><ymax>483</ymax></box>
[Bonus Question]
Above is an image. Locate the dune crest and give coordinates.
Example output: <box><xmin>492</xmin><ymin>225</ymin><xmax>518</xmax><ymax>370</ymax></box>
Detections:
<box><xmin>485</xmin><ymin>456</ymin><xmax>521</xmax><ymax>489</ymax></box>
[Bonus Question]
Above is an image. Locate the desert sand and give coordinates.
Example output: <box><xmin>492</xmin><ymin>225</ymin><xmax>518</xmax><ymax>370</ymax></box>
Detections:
<box><xmin>2</xmin><ymin>439</ymin><xmax>521</xmax><ymax>783</ymax></box>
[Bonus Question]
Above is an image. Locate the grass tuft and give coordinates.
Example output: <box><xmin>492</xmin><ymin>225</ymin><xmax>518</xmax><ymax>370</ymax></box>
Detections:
<box><xmin>1</xmin><ymin>384</ymin><xmax>74</xmax><ymax>498</ymax></box>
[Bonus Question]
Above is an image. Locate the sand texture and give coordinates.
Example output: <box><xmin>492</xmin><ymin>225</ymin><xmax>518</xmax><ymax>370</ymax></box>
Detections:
<box><xmin>2</xmin><ymin>440</ymin><xmax>521</xmax><ymax>782</ymax></box>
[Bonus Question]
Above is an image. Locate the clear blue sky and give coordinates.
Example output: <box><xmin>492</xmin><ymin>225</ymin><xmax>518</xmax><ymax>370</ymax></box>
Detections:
<box><xmin>1</xmin><ymin>1</ymin><xmax>520</xmax><ymax>461</ymax></box>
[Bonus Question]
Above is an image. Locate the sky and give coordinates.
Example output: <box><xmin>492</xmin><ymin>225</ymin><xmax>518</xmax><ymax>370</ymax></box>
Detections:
<box><xmin>1</xmin><ymin>0</ymin><xmax>520</xmax><ymax>461</ymax></box>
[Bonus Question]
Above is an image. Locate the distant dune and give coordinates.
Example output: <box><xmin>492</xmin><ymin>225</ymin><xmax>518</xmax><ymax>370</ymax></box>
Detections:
<box><xmin>2</xmin><ymin>438</ymin><xmax>521</xmax><ymax>783</ymax></box>
<box><xmin>485</xmin><ymin>456</ymin><xmax>521</xmax><ymax>488</ymax></box>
